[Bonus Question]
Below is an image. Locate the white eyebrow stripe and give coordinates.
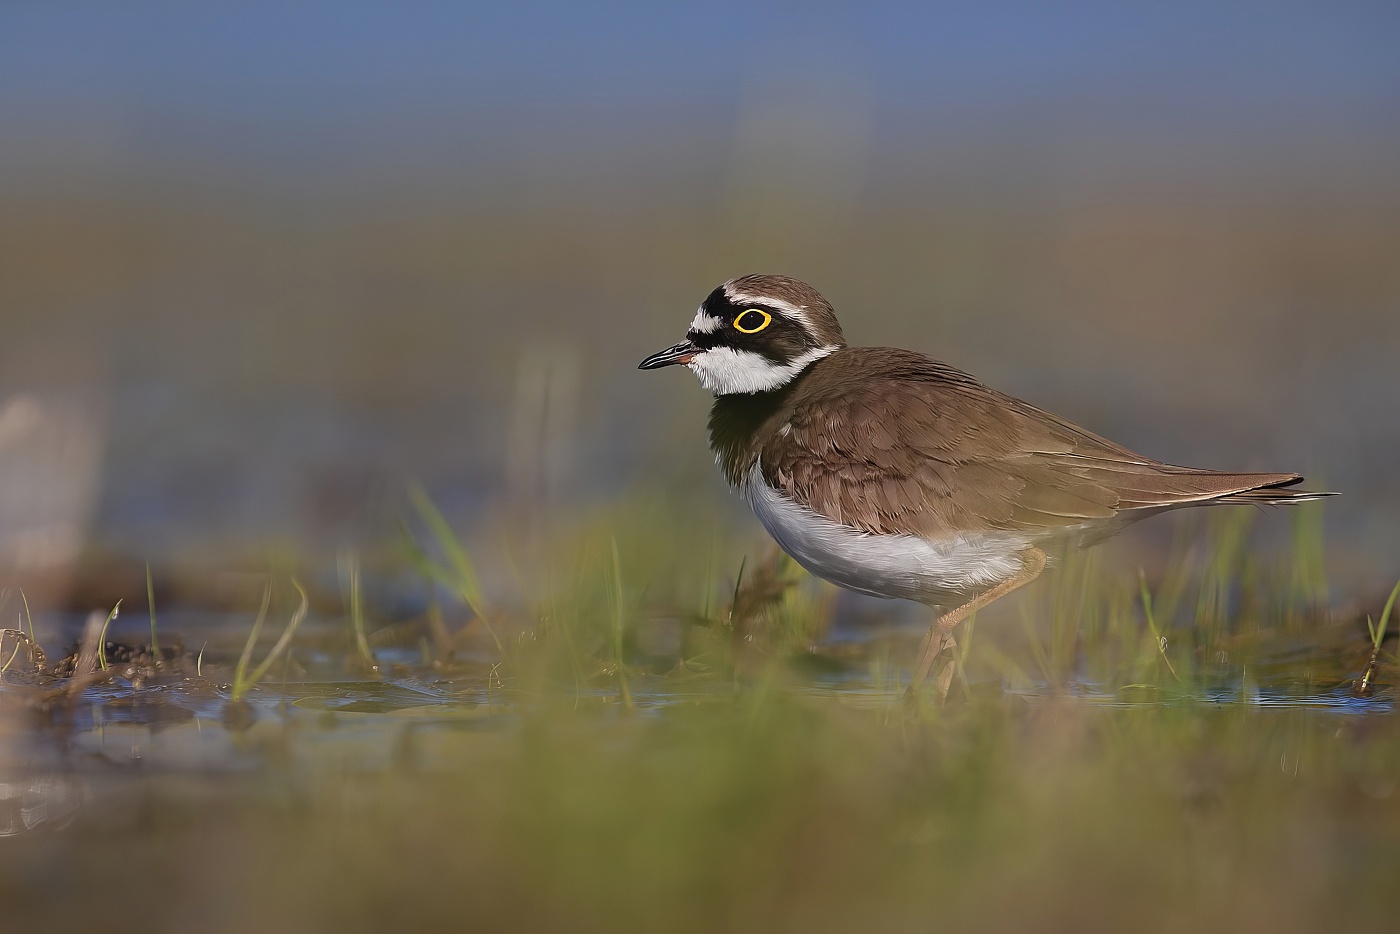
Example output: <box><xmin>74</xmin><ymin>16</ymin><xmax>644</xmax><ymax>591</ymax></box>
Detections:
<box><xmin>689</xmin><ymin>308</ymin><xmax>724</xmax><ymax>334</ymax></box>
<box><xmin>721</xmin><ymin>285</ymin><xmax>815</xmax><ymax>336</ymax></box>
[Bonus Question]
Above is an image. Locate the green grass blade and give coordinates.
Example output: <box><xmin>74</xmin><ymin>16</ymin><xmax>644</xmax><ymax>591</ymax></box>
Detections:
<box><xmin>1139</xmin><ymin>572</ymin><xmax>1179</xmax><ymax>682</ymax></box>
<box><xmin>244</xmin><ymin>580</ymin><xmax>309</xmax><ymax>688</ymax></box>
<box><xmin>609</xmin><ymin>537</ymin><xmax>633</xmax><ymax>710</ymax></box>
<box><xmin>407</xmin><ymin>483</ymin><xmax>503</xmax><ymax>656</ymax></box>
<box><xmin>232</xmin><ymin>583</ymin><xmax>273</xmax><ymax>699</ymax></box>
<box><xmin>19</xmin><ymin>589</ymin><xmax>34</xmax><ymax>643</ymax></box>
<box><xmin>146</xmin><ymin>563</ymin><xmax>159</xmax><ymax>661</ymax></box>
<box><xmin>342</xmin><ymin>552</ymin><xmax>376</xmax><ymax>669</ymax></box>
<box><xmin>0</xmin><ymin>637</ymin><xmax>22</xmax><ymax>674</ymax></box>
<box><xmin>97</xmin><ymin>600</ymin><xmax>121</xmax><ymax>670</ymax></box>
<box><xmin>409</xmin><ymin>484</ymin><xmax>485</xmax><ymax>613</ymax></box>
<box><xmin>1374</xmin><ymin>578</ymin><xmax>1400</xmax><ymax>650</ymax></box>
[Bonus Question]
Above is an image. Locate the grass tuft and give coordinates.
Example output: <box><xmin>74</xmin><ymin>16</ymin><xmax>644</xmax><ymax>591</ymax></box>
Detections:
<box><xmin>1353</xmin><ymin>577</ymin><xmax>1400</xmax><ymax>697</ymax></box>
<box><xmin>404</xmin><ymin>483</ymin><xmax>504</xmax><ymax>656</ymax></box>
<box><xmin>229</xmin><ymin>581</ymin><xmax>308</xmax><ymax>702</ymax></box>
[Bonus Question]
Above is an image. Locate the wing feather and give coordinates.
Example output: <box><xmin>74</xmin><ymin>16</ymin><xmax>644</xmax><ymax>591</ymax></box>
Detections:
<box><xmin>758</xmin><ymin>348</ymin><xmax>1320</xmax><ymax>537</ymax></box>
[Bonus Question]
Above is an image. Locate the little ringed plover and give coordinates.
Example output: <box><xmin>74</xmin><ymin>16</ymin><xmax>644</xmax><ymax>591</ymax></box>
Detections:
<box><xmin>639</xmin><ymin>275</ymin><xmax>1332</xmax><ymax>697</ymax></box>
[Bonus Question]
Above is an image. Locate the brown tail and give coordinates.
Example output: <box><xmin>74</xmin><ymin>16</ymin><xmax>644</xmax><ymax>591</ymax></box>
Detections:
<box><xmin>1086</xmin><ymin>462</ymin><xmax>1339</xmax><ymax>510</ymax></box>
<box><xmin>1215</xmin><ymin>474</ymin><xmax>1337</xmax><ymax>505</ymax></box>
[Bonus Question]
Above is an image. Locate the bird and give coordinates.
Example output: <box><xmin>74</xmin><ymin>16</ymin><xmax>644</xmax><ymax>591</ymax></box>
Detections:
<box><xmin>639</xmin><ymin>274</ymin><xmax>1333</xmax><ymax>699</ymax></box>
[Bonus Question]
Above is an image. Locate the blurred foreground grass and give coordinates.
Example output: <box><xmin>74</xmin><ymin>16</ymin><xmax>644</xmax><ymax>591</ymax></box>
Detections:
<box><xmin>9</xmin><ymin>687</ymin><xmax>1400</xmax><ymax>933</ymax></box>
<box><xmin>1</xmin><ymin>498</ymin><xmax>1397</xmax><ymax>932</ymax></box>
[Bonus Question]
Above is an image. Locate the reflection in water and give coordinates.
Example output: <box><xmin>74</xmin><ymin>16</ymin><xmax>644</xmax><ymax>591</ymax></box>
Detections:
<box><xmin>0</xmin><ymin>776</ymin><xmax>84</xmax><ymax>836</ymax></box>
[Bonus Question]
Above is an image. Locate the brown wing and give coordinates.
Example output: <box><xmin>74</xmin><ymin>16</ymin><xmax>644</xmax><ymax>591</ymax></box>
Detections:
<box><xmin>760</xmin><ymin>348</ymin><xmax>1315</xmax><ymax>537</ymax></box>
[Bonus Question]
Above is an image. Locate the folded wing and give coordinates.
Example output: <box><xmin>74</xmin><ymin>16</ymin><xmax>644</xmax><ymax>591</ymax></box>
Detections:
<box><xmin>759</xmin><ymin>349</ymin><xmax>1330</xmax><ymax>538</ymax></box>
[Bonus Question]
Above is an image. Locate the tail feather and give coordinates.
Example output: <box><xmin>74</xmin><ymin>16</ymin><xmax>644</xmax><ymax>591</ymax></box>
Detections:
<box><xmin>1104</xmin><ymin>468</ymin><xmax>1338</xmax><ymax>510</ymax></box>
<box><xmin>1216</xmin><ymin>478</ymin><xmax>1337</xmax><ymax>505</ymax></box>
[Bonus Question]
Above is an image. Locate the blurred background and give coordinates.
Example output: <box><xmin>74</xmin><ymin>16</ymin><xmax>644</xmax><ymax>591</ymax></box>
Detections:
<box><xmin>2</xmin><ymin>1</ymin><xmax>1398</xmax><ymax>609</ymax></box>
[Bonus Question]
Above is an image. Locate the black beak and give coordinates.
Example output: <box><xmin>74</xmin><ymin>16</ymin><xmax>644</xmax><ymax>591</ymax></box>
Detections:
<box><xmin>638</xmin><ymin>340</ymin><xmax>698</xmax><ymax>370</ymax></box>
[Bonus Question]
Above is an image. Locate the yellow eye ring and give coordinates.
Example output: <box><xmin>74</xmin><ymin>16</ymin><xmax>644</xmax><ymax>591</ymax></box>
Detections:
<box><xmin>733</xmin><ymin>308</ymin><xmax>772</xmax><ymax>333</ymax></box>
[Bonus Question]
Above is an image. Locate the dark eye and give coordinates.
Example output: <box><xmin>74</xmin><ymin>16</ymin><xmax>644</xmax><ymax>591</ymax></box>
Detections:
<box><xmin>733</xmin><ymin>308</ymin><xmax>772</xmax><ymax>334</ymax></box>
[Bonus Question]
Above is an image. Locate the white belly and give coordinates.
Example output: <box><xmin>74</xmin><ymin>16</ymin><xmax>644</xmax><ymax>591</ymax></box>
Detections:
<box><xmin>743</xmin><ymin>466</ymin><xmax>1031</xmax><ymax>606</ymax></box>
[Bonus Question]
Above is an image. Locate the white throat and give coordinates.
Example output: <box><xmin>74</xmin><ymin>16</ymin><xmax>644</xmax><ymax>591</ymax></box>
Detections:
<box><xmin>687</xmin><ymin>345</ymin><xmax>837</xmax><ymax>395</ymax></box>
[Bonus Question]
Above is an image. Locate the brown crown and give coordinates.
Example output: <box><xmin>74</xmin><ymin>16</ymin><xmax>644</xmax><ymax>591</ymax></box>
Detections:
<box><xmin>722</xmin><ymin>275</ymin><xmax>846</xmax><ymax>349</ymax></box>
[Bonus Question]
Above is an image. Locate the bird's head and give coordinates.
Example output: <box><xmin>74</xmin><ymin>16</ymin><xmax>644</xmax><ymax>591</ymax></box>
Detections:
<box><xmin>638</xmin><ymin>275</ymin><xmax>846</xmax><ymax>395</ymax></box>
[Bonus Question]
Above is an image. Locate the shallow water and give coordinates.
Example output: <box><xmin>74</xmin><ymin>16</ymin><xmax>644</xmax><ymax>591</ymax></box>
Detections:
<box><xmin>1</xmin><ymin>588</ymin><xmax>1396</xmax><ymax>934</ymax></box>
<box><xmin>3</xmin><ymin>620</ymin><xmax>1388</xmax><ymax>812</ymax></box>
